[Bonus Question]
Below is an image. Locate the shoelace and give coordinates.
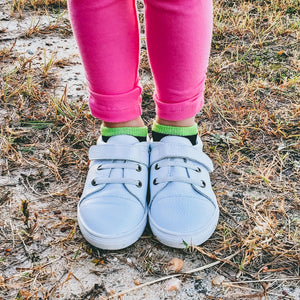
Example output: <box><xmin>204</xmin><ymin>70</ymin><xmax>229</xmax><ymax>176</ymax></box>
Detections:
<box><xmin>92</xmin><ymin>161</ymin><xmax>143</xmax><ymax>187</ymax></box>
<box><xmin>152</xmin><ymin>160</ymin><xmax>206</xmax><ymax>188</ymax></box>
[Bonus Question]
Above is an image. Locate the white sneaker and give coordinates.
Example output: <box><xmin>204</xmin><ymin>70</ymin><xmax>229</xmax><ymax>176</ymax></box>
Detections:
<box><xmin>149</xmin><ymin>136</ymin><xmax>219</xmax><ymax>248</ymax></box>
<box><xmin>77</xmin><ymin>135</ymin><xmax>149</xmax><ymax>250</ymax></box>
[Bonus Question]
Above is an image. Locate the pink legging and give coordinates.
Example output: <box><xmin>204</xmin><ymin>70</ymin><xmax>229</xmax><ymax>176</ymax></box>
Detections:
<box><xmin>67</xmin><ymin>0</ymin><xmax>213</xmax><ymax>122</ymax></box>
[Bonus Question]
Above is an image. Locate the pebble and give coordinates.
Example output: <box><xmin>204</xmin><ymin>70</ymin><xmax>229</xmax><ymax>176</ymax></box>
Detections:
<box><xmin>134</xmin><ymin>279</ymin><xmax>140</xmax><ymax>286</ymax></box>
<box><xmin>167</xmin><ymin>258</ymin><xmax>184</xmax><ymax>273</ymax></box>
<box><xmin>165</xmin><ymin>278</ymin><xmax>181</xmax><ymax>291</ymax></box>
<box><xmin>127</xmin><ymin>258</ymin><xmax>132</xmax><ymax>264</ymax></box>
<box><xmin>212</xmin><ymin>275</ymin><xmax>225</xmax><ymax>286</ymax></box>
<box><xmin>0</xmin><ymin>12</ymin><xmax>9</xmax><ymax>21</ymax></box>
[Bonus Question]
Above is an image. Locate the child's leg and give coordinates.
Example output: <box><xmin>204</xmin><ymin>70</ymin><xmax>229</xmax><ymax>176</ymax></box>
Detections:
<box><xmin>68</xmin><ymin>0</ymin><xmax>142</xmax><ymax>123</ymax></box>
<box><xmin>68</xmin><ymin>0</ymin><xmax>149</xmax><ymax>250</ymax></box>
<box><xmin>145</xmin><ymin>0</ymin><xmax>218</xmax><ymax>248</ymax></box>
<box><xmin>144</xmin><ymin>0</ymin><xmax>213</xmax><ymax>123</ymax></box>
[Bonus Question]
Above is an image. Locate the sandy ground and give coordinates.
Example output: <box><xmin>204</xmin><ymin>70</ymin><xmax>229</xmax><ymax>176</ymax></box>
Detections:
<box><xmin>1</xmin><ymin>0</ymin><xmax>299</xmax><ymax>299</ymax></box>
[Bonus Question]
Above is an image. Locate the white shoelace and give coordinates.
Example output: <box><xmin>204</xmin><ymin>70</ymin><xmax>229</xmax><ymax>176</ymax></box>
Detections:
<box><xmin>92</xmin><ymin>161</ymin><xmax>143</xmax><ymax>187</ymax></box>
<box><xmin>153</xmin><ymin>160</ymin><xmax>206</xmax><ymax>187</ymax></box>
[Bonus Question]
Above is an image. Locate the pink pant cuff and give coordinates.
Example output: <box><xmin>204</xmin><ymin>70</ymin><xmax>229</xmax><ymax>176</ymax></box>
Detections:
<box><xmin>154</xmin><ymin>92</ymin><xmax>204</xmax><ymax>121</ymax></box>
<box><xmin>89</xmin><ymin>86</ymin><xmax>142</xmax><ymax>122</ymax></box>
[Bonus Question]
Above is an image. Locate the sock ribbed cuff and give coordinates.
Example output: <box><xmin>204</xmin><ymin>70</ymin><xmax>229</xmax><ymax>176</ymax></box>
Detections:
<box><xmin>152</xmin><ymin>122</ymin><xmax>198</xmax><ymax>136</ymax></box>
<box><xmin>101</xmin><ymin>125</ymin><xmax>148</xmax><ymax>137</ymax></box>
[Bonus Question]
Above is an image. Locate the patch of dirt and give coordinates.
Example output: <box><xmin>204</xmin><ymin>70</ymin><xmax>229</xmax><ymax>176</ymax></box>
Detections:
<box><xmin>1</xmin><ymin>0</ymin><xmax>299</xmax><ymax>299</ymax></box>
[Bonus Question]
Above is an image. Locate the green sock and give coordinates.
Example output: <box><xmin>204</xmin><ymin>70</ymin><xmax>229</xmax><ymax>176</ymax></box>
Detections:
<box><xmin>101</xmin><ymin>125</ymin><xmax>148</xmax><ymax>142</ymax></box>
<box><xmin>152</xmin><ymin>122</ymin><xmax>198</xmax><ymax>145</ymax></box>
<box><xmin>152</xmin><ymin>122</ymin><xmax>198</xmax><ymax>136</ymax></box>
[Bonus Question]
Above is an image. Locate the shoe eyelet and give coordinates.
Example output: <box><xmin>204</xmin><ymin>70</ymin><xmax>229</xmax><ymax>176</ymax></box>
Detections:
<box><xmin>136</xmin><ymin>164</ymin><xmax>142</xmax><ymax>172</ymax></box>
<box><xmin>196</xmin><ymin>167</ymin><xmax>201</xmax><ymax>173</ymax></box>
<box><xmin>155</xmin><ymin>163</ymin><xmax>160</xmax><ymax>170</ymax></box>
<box><xmin>136</xmin><ymin>180</ymin><xmax>142</xmax><ymax>188</ymax></box>
<box><xmin>200</xmin><ymin>180</ymin><xmax>206</xmax><ymax>188</ymax></box>
<box><xmin>153</xmin><ymin>178</ymin><xmax>158</xmax><ymax>185</ymax></box>
<box><xmin>91</xmin><ymin>179</ymin><xmax>97</xmax><ymax>186</ymax></box>
<box><xmin>97</xmin><ymin>165</ymin><xmax>102</xmax><ymax>170</ymax></box>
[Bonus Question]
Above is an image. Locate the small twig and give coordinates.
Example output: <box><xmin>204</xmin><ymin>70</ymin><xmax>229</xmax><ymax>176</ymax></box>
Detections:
<box><xmin>213</xmin><ymin>104</ymin><xmax>239</xmax><ymax>135</ymax></box>
<box><xmin>224</xmin><ymin>277</ymin><xmax>300</xmax><ymax>284</ymax></box>
<box><xmin>110</xmin><ymin>251</ymin><xmax>240</xmax><ymax>299</ymax></box>
<box><xmin>22</xmin><ymin>174</ymin><xmax>43</xmax><ymax>196</ymax></box>
<box><xmin>222</xmin><ymin>282</ymin><xmax>294</xmax><ymax>299</ymax></box>
<box><xmin>47</xmin><ymin>269</ymin><xmax>69</xmax><ymax>298</ymax></box>
<box><xmin>17</xmin><ymin>231</ymin><xmax>30</xmax><ymax>257</ymax></box>
<box><xmin>5</xmin><ymin>257</ymin><xmax>62</xmax><ymax>281</ymax></box>
<box><xmin>192</xmin><ymin>245</ymin><xmax>240</xmax><ymax>269</ymax></box>
<box><xmin>0</xmin><ymin>183</ymin><xmax>17</xmax><ymax>187</ymax></box>
<box><xmin>0</xmin><ymin>36</ymin><xmax>22</xmax><ymax>42</ymax></box>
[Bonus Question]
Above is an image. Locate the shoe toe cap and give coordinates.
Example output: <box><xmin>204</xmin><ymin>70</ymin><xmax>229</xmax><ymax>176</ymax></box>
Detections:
<box><xmin>150</xmin><ymin>195</ymin><xmax>217</xmax><ymax>234</ymax></box>
<box><xmin>78</xmin><ymin>197</ymin><xmax>146</xmax><ymax>237</ymax></box>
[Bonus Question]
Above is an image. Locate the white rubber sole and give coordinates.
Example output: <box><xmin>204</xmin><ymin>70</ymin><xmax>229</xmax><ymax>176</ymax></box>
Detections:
<box><xmin>77</xmin><ymin>208</ymin><xmax>147</xmax><ymax>250</ymax></box>
<box><xmin>149</xmin><ymin>208</ymin><xmax>219</xmax><ymax>249</ymax></box>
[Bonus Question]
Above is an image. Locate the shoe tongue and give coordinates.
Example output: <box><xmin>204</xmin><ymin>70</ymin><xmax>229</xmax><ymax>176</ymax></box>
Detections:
<box><xmin>98</xmin><ymin>135</ymin><xmax>139</xmax><ymax>145</ymax></box>
<box><xmin>96</xmin><ymin>135</ymin><xmax>139</xmax><ymax>188</ymax></box>
<box><xmin>160</xmin><ymin>135</ymin><xmax>192</xmax><ymax>145</ymax></box>
<box><xmin>158</xmin><ymin>136</ymin><xmax>195</xmax><ymax>196</ymax></box>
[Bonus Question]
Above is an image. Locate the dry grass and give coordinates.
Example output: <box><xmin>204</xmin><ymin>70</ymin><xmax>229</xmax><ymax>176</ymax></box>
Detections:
<box><xmin>12</xmin><ymin>0</ymin><xmax>67</xmax><ymax>16</ymax></box>
<box><xmin>0</xmin><ymin>0</ymin><xmax>299</xmax><ymax>299</ymax></box>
